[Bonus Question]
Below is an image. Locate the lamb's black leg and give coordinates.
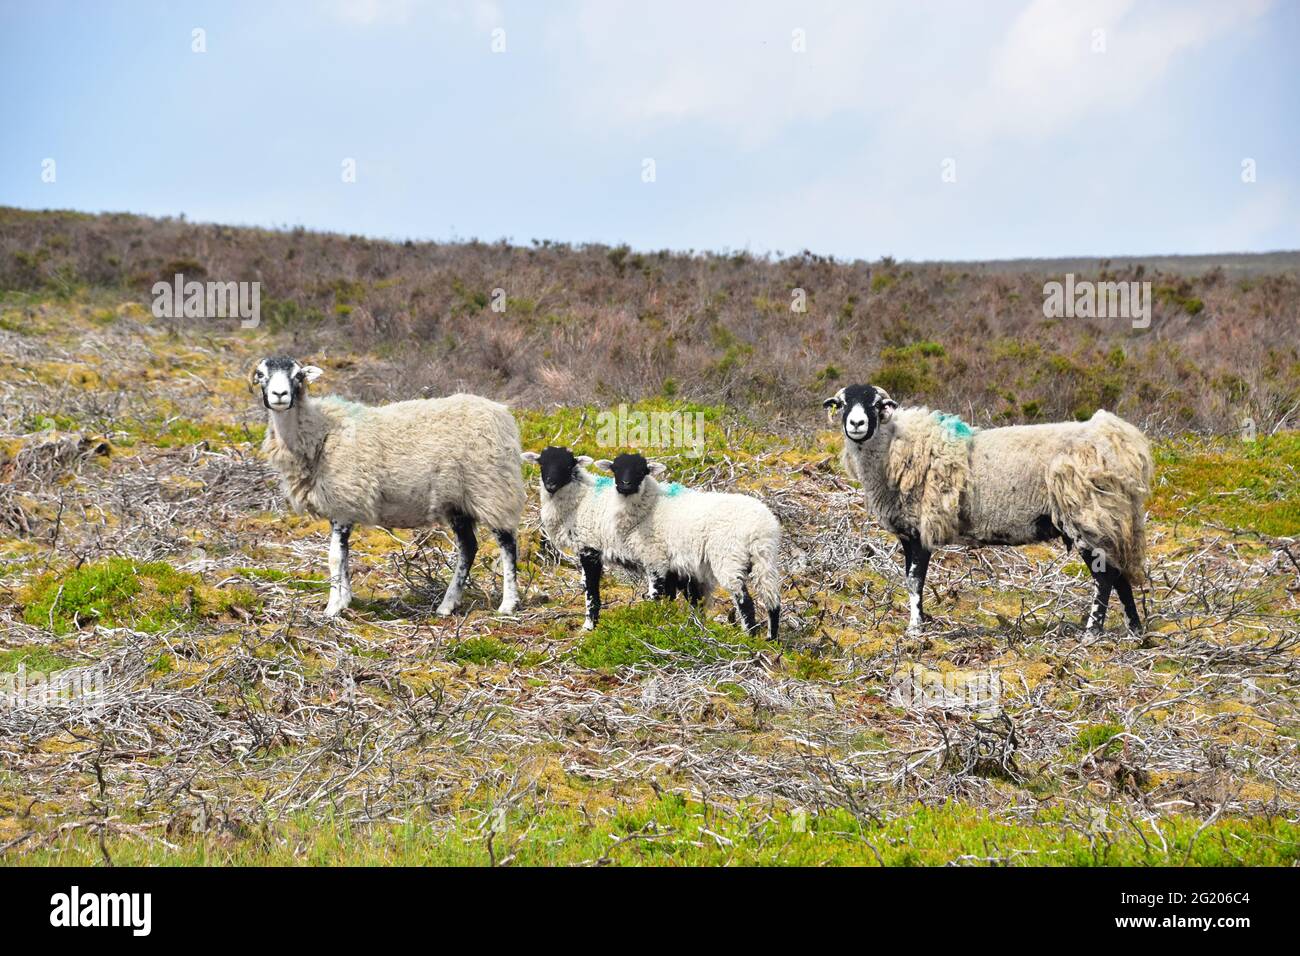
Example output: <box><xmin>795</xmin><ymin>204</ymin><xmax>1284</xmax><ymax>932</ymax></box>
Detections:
<box><xmin>767</xmin><ymin>606</ymin><xmax>780</xmax><ymax>642</ymax></box>
<box><xmin>579</xmin><ymin>547</ymin><xmax>603</xmax><ymax>630</ymax></box>
<box><xmin>733</xmin><ymin>585</ymin><xmax>758</xmax><ymax>633</ymax></box>
<box><xmin>492</xmin><ymin>529</ymin><xmax>519</xmax><ymax>614</ymax></box>
<box><xmin>685</xmin><ymin>576</ymin><xmax>706</xmax><ymax>606</ymax></box>
<box><xmin>437</xmin><ymin>511</ymin><xmax>478</xmax><ymax>616</ymax></box>
<box><xmin>1112</xmin><ymin>573</ymin><xmax>1143</xmax><ymax>636</ymax></box>
<box><xmin>1080</xmin><ymin>546</ymin><xmax>1112</xmax><ymax>633</ymax></box>
<box><xmin>901</xmin><ymin>536</ymin><xmax>931</xmax><ymax>632</ymax></box>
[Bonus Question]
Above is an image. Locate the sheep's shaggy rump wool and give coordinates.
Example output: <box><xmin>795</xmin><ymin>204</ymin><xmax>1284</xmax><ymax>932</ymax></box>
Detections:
<box><xmin>263</xmin><ymin>392</ymin><xmax>525</xmax><ymax>533</ymax></box>
<box><xmin>843</xmin><ymin>406</ymin><xmax>1152</xmax><ymax>579</ymax></box>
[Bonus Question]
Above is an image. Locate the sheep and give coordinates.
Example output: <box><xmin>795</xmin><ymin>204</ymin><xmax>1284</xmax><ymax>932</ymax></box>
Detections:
<box><xmin>251</xmin><ymin>356</ymin><xmax>525</xmax><ymax>618</ymax></box>
<box><xmin>520</xmin><ymin>445</ymin><xmax>684</xmax><ymax>629</ymax></box>
<box><xmin>596</xmin><ymin>453</ymin><xmax>783</xmax><ymax>641</ymax></box>
<box><xmin>822</xmin><ymin>383</ymin><xmax>1153</xmax><ymax>636</ymax></box>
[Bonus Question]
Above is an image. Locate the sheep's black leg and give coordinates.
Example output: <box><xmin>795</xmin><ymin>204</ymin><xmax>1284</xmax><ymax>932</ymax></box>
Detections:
<box><xmin>325</xmin><ymin>521</ymin><xmax>353</xmax><ymax>617</ymax></box>
<box><xmin>733</xmin><ymin>585</ymin><xmax>758</xmax><ymax>633</ymax></box>
<box><xmin>767</xmin><ymin>606</ymin><xmax>780</xmax><ymax>642</ymax></box>
<box><xmin>579</xmin><ymin>547</ymin><xmax>603</xmax><ymax>630</ymax></box>
<box><xmin>658</xmin><ymin>572</ymin><xmax>683</xmax><ymax>601</ymax></box>
<box><xmin>1113</xmin><ymin>574</ymin><xmax>1143</xmax><ymax>636</ymax></box>
<box><xmin>1080</xmin><ymin>546</ymin><xmax>1112</xmax><ymax>633</ymax></box>
<box><xmin>901</xmin><ymin>536</ymin><xmax>931</xmax><ymax>632</ymax></box>
<box><xmin>493</xmin><ymin>529</ymin><xmax>519</xmax><ymax>614</ymax></box>
<box><xmin>437</xmin><ymin>511</ymin><xmax>478</xmax><ymax>616</ymax></box>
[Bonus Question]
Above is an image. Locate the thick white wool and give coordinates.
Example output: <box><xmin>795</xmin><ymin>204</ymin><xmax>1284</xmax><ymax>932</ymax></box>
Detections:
<box><xmin>536</xmin><ymin>472</ymin><xmax>663</xmax><ymax>574</ymax></box>
<box><xmin>841</xmin><ymin>405</ymin><xmax>1152</xmax><ymax>578</ymax></box>
<box><xmin>262</xmin><ymin>391</ymin><xmax>526</xmax><ymax>532</ymax></box>
<box><xmin>607</xmin><ymin>478</ymin><xmax>782</xmax><ymax>611</ymax></box>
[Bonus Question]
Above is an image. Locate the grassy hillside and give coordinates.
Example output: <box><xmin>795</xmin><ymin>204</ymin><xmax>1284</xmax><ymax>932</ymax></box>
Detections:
<box><xmin>0</xmin><ymin>210</ymin><xmax>1297</xmax><ymax>866</ymax></box>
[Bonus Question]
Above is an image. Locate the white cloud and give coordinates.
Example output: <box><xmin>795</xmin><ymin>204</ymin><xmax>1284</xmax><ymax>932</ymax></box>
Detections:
<box><xmin>327</xmin><ymin>0</ymin><xmax>499</xmax><ymax>29</ymax></box>
<box><xmin>963</xmin><ymin>0</ymin><xmax>1274</xmax><ymax>139</ymax></box>
<box><xmin>328</xmin><ymin>0</ymin><xmax>416</xmax><ymax>27</ymax></box>
<box><xmin>555</xmin><ymin>0</ymin><xmax>898</xmax><ymax>146</ymax></box>
<box><xmin>555</xmin><ymin>0</ymin><xmax>1273</xmax><ymax>148</ymax></box>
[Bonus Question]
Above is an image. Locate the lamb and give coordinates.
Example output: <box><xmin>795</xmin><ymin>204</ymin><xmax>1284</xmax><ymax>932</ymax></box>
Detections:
<box><xmin>597</xmin><ymin>453</ymin><xmax>783</xmax><ymax>641</ymax></box>
<box><xmin>519</xmin><ymin>446</ymin><xmax>678</xmax><ymax>629</ymax></box>
<box><xmin>823</xmin><ymin>383</ymin><xmax>1153</xmax><ymax>636</ymax></box>
<box><xmin>251</xmin><ymin>356</ymin><xmax>525</xmax><ymax>618</ymax></box>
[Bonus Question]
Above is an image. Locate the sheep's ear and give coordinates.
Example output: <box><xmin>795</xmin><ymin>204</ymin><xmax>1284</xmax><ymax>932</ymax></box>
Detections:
<box><xmin>822</xmin><ymin>388</ymin><xmax>846</xmax><ymax>419</ymax></box>
<box><xmin>823</xmin><ymin>389</ymin><xmax>845</xmax><ymax>425</ymax></box>
<box><xmin>520</xmin><ymin>452</ymin><xmax>540</xmax><ymax>464</ymax></box>
<box><xmin>877</xmin><ymin>398</ymin><xmax>898</xmax><ymax>423</ymax></box>
<box><xmin>297</xmin><ymin>365</ymin><xmax>324</xmax><ymax>384</ymax></box>
<box><xmin>647</xmin><ymin>461</ymin><xmax>668</xmax><ymax>477</ymax></box>
<box><xmin>249</xmin><ymin>362</ymin><xmax>267</xmax><ymax>388</ymax></box>
<box><xmin>576</xmin><ymin>455</ymin><xmax>594</xmax><ymax>466</ymax></box>
<box><xmin>592</xmin><ymin>458</ymin><xmax>613</xmax><ymax>471</ymax></box>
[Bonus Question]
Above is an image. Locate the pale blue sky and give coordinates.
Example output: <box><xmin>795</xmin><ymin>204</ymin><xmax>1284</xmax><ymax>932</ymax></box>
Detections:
<box><xmin>1</xmin><ymin>0</ymin><xmax>1296</xmax><ymax>260</ymax></box>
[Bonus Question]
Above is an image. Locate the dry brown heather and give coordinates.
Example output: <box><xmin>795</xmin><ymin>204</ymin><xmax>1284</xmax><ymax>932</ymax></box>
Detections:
<box><xmin>0</xmin><ymin>207</ymin><xmax>1298</xmax><ymax>865</ymax></box>
<box><xmin>2</xmin><ymin>206</ymin><xmax>1298</xmax><ymax>434</ymax></box>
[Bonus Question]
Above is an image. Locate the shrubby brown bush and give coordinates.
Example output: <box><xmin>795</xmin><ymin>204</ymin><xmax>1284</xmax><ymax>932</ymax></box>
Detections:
<box><xmin>2</xmin><ymin>206</ymin><xmax>1297</xmax><ymax>436</ymax></box>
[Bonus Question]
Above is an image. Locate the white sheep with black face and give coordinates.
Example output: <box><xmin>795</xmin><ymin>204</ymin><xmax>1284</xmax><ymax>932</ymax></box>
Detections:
<box><xmin>251</xmin><ymin>356</ymin><xmax>526</xmax><ymax>618</ymax></box>
<box><xmin>520</xmin><ymin>445</ymin><xmax>674</xmax><ymax>630</ymax></box>
<box><xmin>823</xmin><ymin>382</ymin><xmax>1153</xmax><ymax>636</ymax></box>
<box><xmin>596</xmin><ymin>453</ymin><xmax>783</xmax><ymax>641</ymax></box>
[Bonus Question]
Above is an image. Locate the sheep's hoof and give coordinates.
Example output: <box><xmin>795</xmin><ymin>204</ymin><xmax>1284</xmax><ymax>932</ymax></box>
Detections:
<box><xmin>583</xmin><ymin>618</ymin><xmax>596</xmax><ymax>631</ymax></box>
<box><xmin>324</xmin><ymin>599</ymin><xmax>348</xmax><ymax>618</ymax></box>
<box><xmin>496</xmin><ymin>600</ymin><xmax>519</xmax><ymax>615</ymax></box>
<box><xmin>435</xmin><ymin>603</ymin><xmax>456</xmax><ymax>617</ymax></box>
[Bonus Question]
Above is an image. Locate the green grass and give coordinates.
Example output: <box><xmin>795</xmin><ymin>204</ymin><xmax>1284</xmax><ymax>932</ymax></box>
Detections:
<box><xmin>515</xmin><ymin>400</ymin><xmax>809</xmax><ymax>484</ymax></box>
<box><xmin>446</xmin><ymin>636</ymin><xmax>517</xmax><ymax>666</ymax></box>
<box><xmin>1075</xmin><ymin>723</ymin><xmax>1125</xmax><ymax>757</ymax></box>
<box><xmin>20</xmin><ymin>558</ymin><xmax>258</xmax><ymax>635</ymax></box>
<box><xmin>574</xmin><ymin>601</ymin><xmax>772</xmax><ymax>672</ymax></box>
<box><xmin>1151</xmin><ymin>432</ymin><xmax>1300</xmax><ymax>536</ymax></box>
<box><xmin>10</xmin><ymin>795</ymin><xmax>1299</xmax><ymax>866</ymax></box>
<box><xmin>0</xmin><ymin>645</ymin><xmax>77</xmax><ymax>673</ymax></box>
<box><xmin>115</xmin><ymin>416</ymin><xmax>264</xmax><ymax>450</ymax></box>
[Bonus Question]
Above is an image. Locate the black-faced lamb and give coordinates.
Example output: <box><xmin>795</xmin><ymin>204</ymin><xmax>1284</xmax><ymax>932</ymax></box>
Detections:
<box><xmin>823</xmin><ymin>383</ymin><xmax>1152</xmax><ymax>636</ymax></box>
<box><xmin>520</xmin><ymin>445</ymin><xmax>682</xmax><ymax>629</ymax></box>
<box><xmin>597</xmin><ymin>453</ymin><xmax>782</xmax><ymax>640</ymax></box>
<box><xmin>251</xmin><ymin>356</ymin><xmax>525</xmax><ymax>618</ymax></box>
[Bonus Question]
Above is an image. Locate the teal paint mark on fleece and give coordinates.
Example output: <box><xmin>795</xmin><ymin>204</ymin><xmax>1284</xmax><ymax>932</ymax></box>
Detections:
<box><xmin>932</xmin><ymin>411</ymin><xmax>976</xmax><ymax>440</ymax></box>
<box><xmin>662</xmin><ymin>482</ymin><xmax>688</xmax><ymax>497</ymax></box>
<box><xmin>593</xmin><ymin>476</ymin><xmax>613</xmax><ymax>494</ymax></box>
<box><xmin>321</xmin><ymin>395</ymin><xmax>366</xmax><ymax>418</ymax></box>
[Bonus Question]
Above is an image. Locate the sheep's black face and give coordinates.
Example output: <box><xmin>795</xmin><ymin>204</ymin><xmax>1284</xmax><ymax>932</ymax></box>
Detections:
<box><xmin>610</xmin><ymin>453</ymin><xmax>650</xmax><ymax>496</ymax></box>
<box><xmin>536</xmin><ymin>446</ymin><xmax>579</xmax><ymax>495</ymax></box>
<box><xmin>251</xmin><ymin>356</ymin><xmax>321</xmax><ymax>412</ymax></box>
<box><xmin>822</xmin><ymin>383</ymin><xmax>896</xmax><ymax>443</ymax></box>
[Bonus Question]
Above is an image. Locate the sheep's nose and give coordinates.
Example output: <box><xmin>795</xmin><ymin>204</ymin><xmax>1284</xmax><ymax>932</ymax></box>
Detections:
<box><xmin>271</xmin><ymin>389</ymin><xmax>289</xmax><ymax>400</ymax></box>
<box><xmin>848</xmin><ymin>416</ymin><xmax>867</xmax><ymax>429</ymax></box>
